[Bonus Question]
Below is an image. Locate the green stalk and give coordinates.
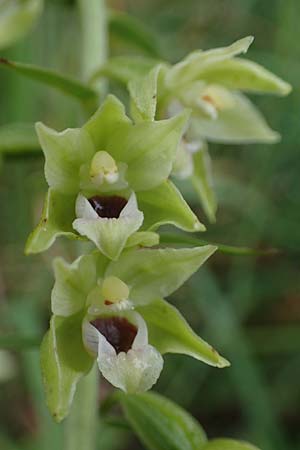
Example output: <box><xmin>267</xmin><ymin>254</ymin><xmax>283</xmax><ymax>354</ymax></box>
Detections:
<box><xmin>77</xmin><ymin>0</ymin><xmax>108</xmax><ymax>98</ymax></box>
<box><xmin>64</xmin><ymin>2</ymin><xmax>108</xmax><ymax>449</ymax></box>
<box><xmin>64</xmin><ymin>366</ymin><xmax>99</xmax><ymax>450</ymax></box>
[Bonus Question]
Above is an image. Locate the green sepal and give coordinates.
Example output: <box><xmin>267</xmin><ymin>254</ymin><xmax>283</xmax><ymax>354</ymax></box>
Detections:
<box><xmin>166</xmin><ymin>36</ymin><xmax>253</xmax><ymax>88</ymax></box>
<box><xmin>107</xmin><ymin>110</ymin><xmax>190</xmax><ymax>191</ymax></box>
<box><xmin>196</xmin><ymin>57</ymin><xmax>291</xmax><ymax>96</ymax></box>
<box><xmin>137</xmin><ymin>179</ymin><xmax>205</xmax><ymax>232</ymax></box>
<box><xmin>128</xmin><ymin>65</ymin><xmax>161</xmax><ymax>122</ymax></box>
<box><xmin>119</xmin><ymin>391</ymin><xmax>207</xmax><ymax>450</ymax></box>
<box><xmin>189</xmin><ymin>93</ymin><xmax>279</xmax><ymax>144</ymax></box>
<box><xmin>137</xmin><ymin>298</ymin><xmax>229</xmax><ymax>367</ymax></box>
<box><xmin>52</xmin><ymin>255</ymin><xmax>99</xmax><ymax>317</ymax></box>
<box><xmin>106</xmin><ymin>245</ymin><xmax>217</xmax><ymax>305</ymax></box>
<box><xmin>36</xmin><ymin>123</ymin><xmax>95</xmax><ymax>194</ymax></box>
<box><xmin>191</xmin><ymin>145</ymin><xmax>217</xmax><ymax>223</ymax></box>
<box><xmin>201</xmin><ymin>439</ymin><xmax>260</xmax><ymax>450</ymax></box>
<box><xmin>25</xmin><ymin>189</ymin><xmax>78</xmax><ymax>255</ymax></box>
<box><xmin>40</xmin><ymin>313</ymin><xmax>94</xmax><ymax>422</ymax></box>
<box><xmin>0</xmin><ymin>0</ymin><xmax>43</xmax><ymax>50</ymax></box>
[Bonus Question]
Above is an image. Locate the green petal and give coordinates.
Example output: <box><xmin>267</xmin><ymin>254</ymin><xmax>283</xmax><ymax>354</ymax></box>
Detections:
<box><xmin>201</xmin><ymin>439</ymin><xmax>260</xmax><ymax>450</ymax></box>
<box><xmin>128</xmin><ymin>65</ymin><xmax>161</xmax><ymax>122</ymax></box>
<box><xmin>106</xmin><ymin>245</ymin><xmax>217</xmax><ymax>305</ymax></box>
<box><xmin>166</xmin><ymin>36</ymin><xmax>254</xmax><ymax>87</ymax></box>
<box><xmin>36</xmin><ymin>123</ymin><xmax>95</xmax><ymax>193</ymax></box>
<box><xmin>40</xmin><ymin>313</ymin><xmax>94</xmax><ymax>422</ymax></box>
<box><xmin>73</xmin><ymin>193</ymin><xmax>143</xmax><ymax>260</ymax></box>
<box><xmin>83</xmin><ymin>94</ymin><xmax>131</xmax><ymax>152</ymax></box>
<box><xmin>196</xmin><ymin>57</ymin><xmax>291</xmax><ymax>96</ymax></box>
<box><xmin>119</xmin><ymin>391</ymin><xmax>207</xmax><ymax>450</ymax></box>
<box><xmin>190</xmin><ymin>92</ymin><xmax>280</xmax><ymax>144</ymax></box>
<box><xmin>107</xmin><ymin>110</ymin><xmax>190</xmax><ymax>191</ymax></box>
<box><xmin>125</xmin><ymin>231</ymin><xmax>160</xmax><ymax>248</ymax></box>
<box><xmin>137</xmin><ymin>180</ymin><xmax>205</xmax><ymax>232</ymax></box>
<box><xmin>25</xmin><ymin>189</ymin><xmax>77</xmax><ymax>255</ymax></box>
<box><xmin>137</xmin><ymin>298</ymin><xmax>228</xmax><ymax>367</ymax></box>
<box><xmin>191</xmin><ymin>145</ymin><xmax>217</xmax><ymax>223</ymax></box>
<box><xmin>0</xmin><ymin>0</ymin><xmax>43</xmax><ymax>50</ymax></box>
<box><xmin>52</xmin><ymin>254</ymin><xmax>100</xmax><ymax>317</ymax></box>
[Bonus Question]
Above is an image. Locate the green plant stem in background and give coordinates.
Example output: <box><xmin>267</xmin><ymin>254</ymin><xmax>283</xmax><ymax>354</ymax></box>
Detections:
<box><xmin>64</xmin><ymin>365</ymin><xmax>99</xmax><ymax>450</ymax></box>
<box><xmin>77</xmin><ymin>0</ymin><xmax>107</xmax><ymax>98</ymax></box>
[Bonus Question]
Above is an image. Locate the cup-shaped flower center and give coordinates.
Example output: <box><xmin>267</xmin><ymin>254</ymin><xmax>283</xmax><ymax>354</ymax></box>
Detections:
<box><xmin>88</xmin><ymin>195</ymin><xmax>127</xmax><ymax>218</ymax></box>
<box><xmin>90</xmin><ymin>151</ymin><xmax>119</xmax><ymax>185</ymax></box>
<box><xmin>90</xmin><ymin>316</ymin><xmax>137</xmax><ymax>354</ymax></box>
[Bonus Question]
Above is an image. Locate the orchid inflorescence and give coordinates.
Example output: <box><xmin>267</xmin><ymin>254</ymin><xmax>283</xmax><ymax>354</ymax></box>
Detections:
<box><xmin>26</xmin><ymin>36</ymin><xmax>290</xmax><ymax>422</ymax></box>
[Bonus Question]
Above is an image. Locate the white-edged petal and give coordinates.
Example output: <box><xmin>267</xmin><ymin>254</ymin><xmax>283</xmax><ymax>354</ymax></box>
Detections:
<box><xmin>75</xmin><ymin>194</ymin><xmax>99</xmax><ymax>219</ymax></box>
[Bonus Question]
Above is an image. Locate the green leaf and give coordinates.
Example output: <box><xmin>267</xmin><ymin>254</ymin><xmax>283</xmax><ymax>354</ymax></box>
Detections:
<box><xmin>189</xmin><ymin>93</ymin><xmax>279</xmax><ymax>144</ymax></box>
<box><xmin>166</xmin><ymin>36</ymin><xmax>254</xmax><ymax>87</ymax></box>
<box><xmin>52</xmin><ymin>255</ymin><xmax>98</xmax><ymax>317</ymax></box>
<box><xmin>201</xmin><ymin>438</ymin><xmax>260</xmax><ymax>450</ymax></box>
<box><xmin>40</xmin><ymin>313</ymin><xmax>94</xmax><ymax>422</ymax></box>
<box><xmin>128</xmin><ymin>65</ymin><xmax>161</xmax><ymax>122</ymax></box>
<box><xmin>25</xmin><ymin>189</ymin><xmax>77</xmax><ymax>254</ymax></box>
<box><xmin>119</xmin><ymin>391</ymin><xmax>207</xmax><ymax>450</ymax></box>
<box><xmin>137</xmin><ymin>298</ymin><xmax>229</xmax><ymax>367</ymax></box>
<box><xmin>0</xmin><ymin>123</ymin><xmax>40</xmax><ymax>155</ymax></box>
<box><xmin>191</xmin><ymin>145</ymin><xmax>217</xmax><ymax>223</ymax></box>
<box><xmin>91</xmin><ymin>56</ymin><xmax>158</xmax><ymax>85</ymax></box>
<box><xmin>106</xmin><ymin>245</ymin><xmax>217</xmax><ymax>305</ymax></box>
<box><xmin>159</xmin><ymin>233</ymin><xmax>279</xmax><ymax>256</ymax></box>
<box><xmin>0</xmin><ymin>0</ymin><xmax>43</xmax><ymax>50</ymax></box>
<box><xmin>137</xmin><ymin>179</ymin><xmax>205</xmax><ymax>232</ymax></box>
<box><xmin>0</xmin><ymin>58</ymin><xmax>97</xmax><ymax>102</ymax></box>
<box><xmin>36</xmin><ymin>123</ymin><xmax>95</xmax><ymax>194</ymax></box>
<box><xmin>196</xmin><ymin>57</ymin><xmax>291</xmax><ymax>96</ymax></box>
<box><xmin>108</xmin><ymin>10</ymin><xmax>162</xmax><ymax>58</ymax></box>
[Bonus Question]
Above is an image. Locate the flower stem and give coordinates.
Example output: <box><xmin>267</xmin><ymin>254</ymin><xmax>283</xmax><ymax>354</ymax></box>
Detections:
<box><xmin>64</xmin><ymin>365</ymin><xmax>99</xmax><ymax>450</ymax></box>
<box><xmin>77</xmin><ymin>0</ymin><xmax>108</xmax><ymax>98</ymax></box>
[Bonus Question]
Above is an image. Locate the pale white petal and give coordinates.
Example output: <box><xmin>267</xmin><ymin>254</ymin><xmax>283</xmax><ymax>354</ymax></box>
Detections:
<box><xmin>75</xmin><ymin>194</ymin><xmax>98</xmax><ymax>219</ymax></box>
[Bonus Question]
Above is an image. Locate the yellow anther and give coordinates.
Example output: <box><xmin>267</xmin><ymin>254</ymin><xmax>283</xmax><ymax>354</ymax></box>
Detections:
<box><xmin>201</xmin><ymin>85</ymin><xmax>235</xmax><ymax>111</ymax></box>
<box><xmin>90</xmin><ymin>151</ymin><xmax>118</xmax><ymax>184</ymax></box>
<box><xmin>101</xmin><ymin>276</ymin><xmax>129</xmax><ymax>303</ymax></box>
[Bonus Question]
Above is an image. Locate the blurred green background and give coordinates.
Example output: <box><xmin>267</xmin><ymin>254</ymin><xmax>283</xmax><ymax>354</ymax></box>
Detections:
<box><xmin>0</xmin><ymin>1</ymin><xmax>299</xmax><ymax>449</ymax></box>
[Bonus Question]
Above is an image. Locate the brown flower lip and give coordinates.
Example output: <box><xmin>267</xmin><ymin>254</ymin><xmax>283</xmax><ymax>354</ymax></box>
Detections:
<box><xmin>90</xmin><ymin>316</ymin><xmax>137</xmax><ymax>354</ymax></box>
<box><xmin>88</xmin><ymin>195</ymin><xmax>128</xmax><ymax>218</ymax></box>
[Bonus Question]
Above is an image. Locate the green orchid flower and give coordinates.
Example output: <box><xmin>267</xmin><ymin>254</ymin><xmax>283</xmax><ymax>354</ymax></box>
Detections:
<box><xmin>162</xmin><ymin>36</ymin><xmax>291</xmax><ymax>222</ymax></box>
<box><xmin>26</xmin><ymin>94</ymin><xmax>205</xmax><ymax>260</ymax></box>
<box><xmin>112</xmin><ymin>37</ymin><xmax>290</xmax><ymax>222</ymax></box>
<box><xmin>42</xmin><ymin>245</ymin><xmax>229</xmax><ymax>421</ymax></box>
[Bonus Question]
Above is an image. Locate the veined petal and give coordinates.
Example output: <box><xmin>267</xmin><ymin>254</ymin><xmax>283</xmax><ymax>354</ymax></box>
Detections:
<box><xmin>51</xmin><ymin>254</ymin><xmax>99</xmax><ymax>317</ymax></box>
<box><xmin>196</xmin><ymin>57</ymin><xmax>292</xmax><ymax>96</ymax></box>
<box><xmin>166</xmin><ymin>36</ymin><xmax>254</xmax><ymax>87</ymax></box>
<box><xmin>137</xmin><ymin>180</ymin><xmax>205</xmax><ymax>233</ymax></box>
<box><xmin>36</xmin><ymin>123</ymin><xmax>95</xmax><ymax>193</ymax></box>
<box><xmin>189</xmin><ymin>92</ymin><xmax>280</xmax><ymax>144</ymax></box>
<box><xmin>106</xmin><ymin>246</ymin><xmax>217</xmax><ymax>305</ymax></box>
<box><xmin>72</xmin><ymin>192</ymin><xmax>144</xmax><ymax>260</ymax></box>
<box><xmin>25</xmin><ymin>188</ymin><xmax>78</xmax><ymax>255</ymax></box>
